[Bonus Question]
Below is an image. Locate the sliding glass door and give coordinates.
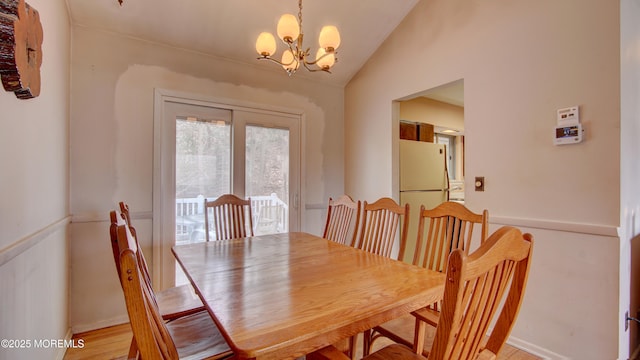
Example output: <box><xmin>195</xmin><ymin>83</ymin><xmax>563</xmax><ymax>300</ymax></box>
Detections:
<box><xmin>154</xmin><ymin>93</ymin><xmax>300</xmax><ymax>289</ymax></box>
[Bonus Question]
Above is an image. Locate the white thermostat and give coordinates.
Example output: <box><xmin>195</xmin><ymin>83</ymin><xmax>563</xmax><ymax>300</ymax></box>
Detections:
<box><xmin>554</xmin><ymin>106</ymin><xmax>583</xmax><ymax>145</ymax></box>
<box><xmin>554</xmin><ymin>123</ymin><xmax>583</xmax><ymax>145</ymax></box>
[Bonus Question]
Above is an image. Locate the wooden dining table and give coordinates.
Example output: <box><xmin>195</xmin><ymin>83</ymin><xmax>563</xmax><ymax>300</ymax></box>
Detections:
<box><xmin>172</xmin><ymin>232</ymin><xmax>445</xmax><ymax>360</ymax></box>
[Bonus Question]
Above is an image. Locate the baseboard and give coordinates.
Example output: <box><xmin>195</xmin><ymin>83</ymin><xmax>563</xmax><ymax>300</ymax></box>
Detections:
<box><xmin>71</xmin><ymin>315</ymin><xmax>130</xmax><ymax>334</ymax></box>
<box><xmin>56</xmin><ymin>328</ymin><xmax>73</xmax><ymax>360</ymax></box>
<box><xmin>507</xmin><ymin>335</ymin><xmax>571</xmax><ymax>360</ymax></box>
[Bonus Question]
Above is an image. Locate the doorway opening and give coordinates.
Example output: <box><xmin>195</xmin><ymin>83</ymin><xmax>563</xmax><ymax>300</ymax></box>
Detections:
<box><xmin>396</xmin><ymin>78</ymin><xmax>465</xmax><ymax>200</ymax></box>
<box><xmin>395</xmin><ymin>79</ymin><xmax>465</xmax><ymax>262</ymax></box>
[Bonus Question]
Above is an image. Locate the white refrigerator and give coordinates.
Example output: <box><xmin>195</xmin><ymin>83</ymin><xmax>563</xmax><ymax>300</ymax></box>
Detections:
<box><xmin>399</xmin><ymin>139</ymin><xmax>449</xmax><ymax>263</ymax></box>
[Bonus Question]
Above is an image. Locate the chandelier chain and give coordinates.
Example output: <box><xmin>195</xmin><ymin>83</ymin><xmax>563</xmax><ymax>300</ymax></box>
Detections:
<box><xmin>298</xmin><ymin>0</ymin><xmax>303</xmax><ymax>30</ymax></box>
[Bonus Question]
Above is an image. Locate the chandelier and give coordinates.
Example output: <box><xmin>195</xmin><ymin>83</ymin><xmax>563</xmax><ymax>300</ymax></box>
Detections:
<box><xmin>255</xmin><ymin>0</ymin><xmax>341</xmax><ymax>76</ymax></box>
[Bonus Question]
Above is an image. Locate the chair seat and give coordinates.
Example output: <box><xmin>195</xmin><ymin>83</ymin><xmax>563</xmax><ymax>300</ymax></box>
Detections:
<box><xmin>372</xmin><ymin>312</ymin><xmax>437</xmax><ymax>356</ymax></box>
<box><xmin>156</xmin><ymin>284</ymin><xmax>206</xmax><ymax>320</ymax></box>
<box><xmin>166</xmin><ymin>305</ymin><xmax>232</xmax><ymax>359</ymax></box>
<box><xmin>364</xmin><ymin>344</ymin><xmax>425</xmax><ymax>360</ymax></box>
<box><xmin>412</xmin><ymin>306</ymin><xmax>439</xmax><ymax>327</ymax></box>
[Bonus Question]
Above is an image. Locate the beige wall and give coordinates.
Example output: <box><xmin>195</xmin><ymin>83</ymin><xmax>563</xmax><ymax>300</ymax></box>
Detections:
<box><xmin>0</xmin><ymin>0</ymin><xmax>71</xmax><ymax>359</ymax></box>
<box><xmin>68</xmin><ymin>26</ymin><xmax>345</xmax><ymax>331</ymax></box>
<box><xmin>345</xmin><ymin>0</ymin><xmax>620</xmax><ymax>358</ymax></box>
<box><xmin>400</xmin><ymin>97</ymin><xmax>464</xmax><ymax>132</ymax></box>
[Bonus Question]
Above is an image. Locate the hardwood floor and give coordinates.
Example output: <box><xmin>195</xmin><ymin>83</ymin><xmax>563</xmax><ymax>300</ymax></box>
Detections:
<box><xmin>63</xmin><ymin>323</ymin><xmax>541</xmax><ymax>360</ymax></box>
<box><xmin>63</xmin><ymin>324</ymin><xmax>132</xmax><ymax>360</ymax></box>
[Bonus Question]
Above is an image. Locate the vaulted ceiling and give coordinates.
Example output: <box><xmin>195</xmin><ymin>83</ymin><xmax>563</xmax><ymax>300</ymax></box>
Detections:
<box><xmin>66</xmin><ymin>0</ymin><xmax>420</xmax><ymax>87</ymax></box>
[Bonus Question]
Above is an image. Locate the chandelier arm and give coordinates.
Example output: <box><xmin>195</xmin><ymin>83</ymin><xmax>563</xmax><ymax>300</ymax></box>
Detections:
<box><xmin>302</xmin><ymin>51</ymin><xmax>336</xmax><ymax>67</ymax></box>
<box><xmin>301</xmin><ymin>61</ymin><xmax>331</xmax><ymax>73</ymax></box>
<box><xmin>257</xmin><ymin>56</ymin><xmax>290</xmax><ymax>67</ymax></box>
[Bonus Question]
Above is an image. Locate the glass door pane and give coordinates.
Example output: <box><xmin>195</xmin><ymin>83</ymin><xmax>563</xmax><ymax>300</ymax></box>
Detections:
<box><xmin>175</xmin><ymin>116</ymin><xmax>231</xmax><ymax>245</ymax></box>
<box><xmin>245</xmin><ymin>125</ymin><xmax>290</xmax><ymax>236</ymax></box>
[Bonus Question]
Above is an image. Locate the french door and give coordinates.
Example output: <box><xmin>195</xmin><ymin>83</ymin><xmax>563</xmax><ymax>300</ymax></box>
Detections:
<box><xmin>153</xmin><ymin>91</ymin><xmax>301</xmax><ymax>289</ymax></box>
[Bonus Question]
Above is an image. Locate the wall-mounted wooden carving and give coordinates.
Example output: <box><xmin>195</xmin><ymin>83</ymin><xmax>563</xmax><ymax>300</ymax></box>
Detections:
<box><xmin>0</xmin><ymin>0</ymin><xmax>42</xmax><ymax>99</ymax></box>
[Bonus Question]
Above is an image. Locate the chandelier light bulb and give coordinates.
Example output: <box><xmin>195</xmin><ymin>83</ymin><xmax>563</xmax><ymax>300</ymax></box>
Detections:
<box><xmin>277</xmin><ymin>14</ymin><xmax>300</xmax><ymax>43</ymax></box>
<box><xmin>281</xmin><ymin>49</ymin><xmax>299</xmax><ymax>72</ymax></box>
<box><xmin>315</xmin><ymin>48</ymin><xmax>335</xmax><ymax>69</ymax></box>
<box><xmin>319</xmin><ymin>25</ymin><xmax>341</xmax><ymax>51</ymax></box>
<box><xmin>256</xmin><ymin>32</ymin><xmax>277</xmax><ymax>56</ymax></box>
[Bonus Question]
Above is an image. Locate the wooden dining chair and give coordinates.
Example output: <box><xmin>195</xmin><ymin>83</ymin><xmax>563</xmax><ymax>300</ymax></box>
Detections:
<box><xmin>113</xmin><ymin>202</ymin><xmax>205</xmax><ymax>320</ymax></box>
<box><xmin>255</xmin><ymin>202</ymin><xmax>285</xmax><ymax>234</ymax></box>
<box><xmin>204</xmin><ymin>194</ymin><xmax>254</xmax><ymax>241</ymax></box>
<box><xmin>412</xmin><ymin>201</ymin><xmax>489</xmax><ymax>270</ymax></box>
<box><xmin>309</xmin><ymin>226</ymin><xmax>533</xmax><ymax>360</ymax></box>
<box><xmin>364</xmin><ymin>202</ymin><xmax>489</xmax><ymax>353</ymax></box>
<box><xmin>115</xmin><ymin>222</ymin><xmax>233</xmax><ymax>360</ymax></box>
<box><xmin>354</xmin><ymin>197</ymin><xmax>410</xmax><ymax>260</ymax></box>
<box><xmin>111</xmin><ymin>203</ymin><xmax>209</xmax><ymax>359</ymax></box>
<box><xmin>322</xmin><ymin>194</ymin><xmax>361</xmax><ymax>246</ymax></box>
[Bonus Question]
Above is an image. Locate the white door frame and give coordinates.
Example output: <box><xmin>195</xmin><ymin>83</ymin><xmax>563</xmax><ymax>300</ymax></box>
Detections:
<box><xmin>153</xmin><ymin>88</ymin><xmax>303</xmax><ymax>289</ymax></box>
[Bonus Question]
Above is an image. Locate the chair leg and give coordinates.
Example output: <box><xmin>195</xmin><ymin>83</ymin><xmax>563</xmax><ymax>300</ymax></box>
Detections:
<box><xmin>348</xmin><ymin>335</ymin><xmax>356</xmax><ymax>360</ymax></box>
<box><xmin>413</xmin><ymin>317</ymin><xmax>426</xmax><ymax>354</ymax></box>
<box><xmin>363</xmin><ymin>329</ymin><xmax>372</xmax><ymax>356</ymax></box>
<box><xmin>127</xmin><ymin>336</ymin><xmax>138</xmax><ymax>359</ymax></box>
<box><xmin>330</xmin><ymin>337</ymin><xmax>353</xmax><ymax>359</ymax></box>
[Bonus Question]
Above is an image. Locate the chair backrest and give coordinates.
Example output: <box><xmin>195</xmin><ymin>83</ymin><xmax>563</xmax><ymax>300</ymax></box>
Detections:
<box><xmin>110</xmin><ymin>202</ymin><xmax>153</xmax><ymax>289</ymax></box>
<box><xmin>429</xmin><ymin>226</ymin><xmax>533</xmax><ymax>360</ymax></box>
<box><xmin>354</xmin><ymin>197</ymin><xmax>409</xmax><ymax>260</ymax></box>
<box><xmin>116</xmin><ymin>223</ymin><xmax>180</xmax><ymax>359</ymax></box>
<box><xmin>255</xmin><ymin>203</ymin><xmax>286</xmax><ymax>234</ymax></box>
<box><xmin>118</xmin><ymin>201</ymin><xmax>135</xmax><ymax>237</ymax></box>
<box><xmin>322</xmin><ymin>195</ymin><xmax>361</xmax><ymax>246</ymax></box>
<box><xmin>109</xmin><ymin>210</ymin><xmax>127</xmax><ymax>280</ymax></box>
<box><xmin>204</xmin><ymin>194</ymin><xmax>254</xmax><ymax>241</ymax></box>
<box><xmin>413</xmin><ymin>201</ymin><xmax>488</xmax><ymax>273</ymax></box>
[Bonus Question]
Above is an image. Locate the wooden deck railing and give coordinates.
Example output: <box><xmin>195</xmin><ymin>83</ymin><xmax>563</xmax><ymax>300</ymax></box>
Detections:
<box><xmin>175</xmin><ymin>193</ymin><xmax>288</xmax><ymax>242</ymax></box>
